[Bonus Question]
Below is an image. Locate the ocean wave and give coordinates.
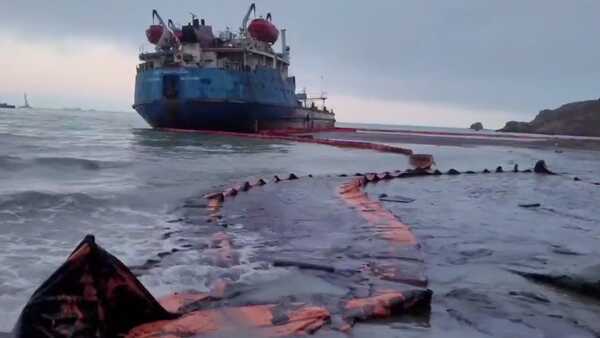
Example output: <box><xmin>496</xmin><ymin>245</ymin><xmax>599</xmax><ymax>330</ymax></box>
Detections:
<box><xmin>0</xmin><ymin>132</ymin><xmax>45</xmax><ymax>143</ymax></box>
<box><xmin>0</xmin><ymin>155</ymin><xmax>22</xmax><ymax>170</ymax></box>
<box><xmin>0</xmin><ymin>191</ymin><xmax>108</xmax><ymax>213</ymax></box>
<box><xmin>0</xmin><ymin>155</ymin><xmax>125</xmax><ymax>171</ymax></box>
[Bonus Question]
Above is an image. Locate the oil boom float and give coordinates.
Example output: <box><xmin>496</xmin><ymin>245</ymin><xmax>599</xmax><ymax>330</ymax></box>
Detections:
<box><xmin>134</xmin><ymin>4</ymin><xmax>336</xmax><ymax>132</ymax></box>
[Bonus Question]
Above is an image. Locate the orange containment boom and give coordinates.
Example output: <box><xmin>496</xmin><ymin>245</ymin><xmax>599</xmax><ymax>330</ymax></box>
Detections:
<box><xmin>14</xmin><ymin>234</ymin><xmax>431</xmax><ymax>337</ymax></box>
<box><xmin>127</xmin><ymin>305</ymin><xmax>330</xmax><ymax>338</ymax></box>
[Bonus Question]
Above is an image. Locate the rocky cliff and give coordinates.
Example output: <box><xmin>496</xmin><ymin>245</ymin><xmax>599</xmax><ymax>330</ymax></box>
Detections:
<box><xmin>499</xmin><ymin>99</ymin><xmax>600</xmax><ymax>136</ymax></box>
<box><xmin>470</xmin><ymin>122</ymin><xmax>484</xmax><ymax>131</ymax></box>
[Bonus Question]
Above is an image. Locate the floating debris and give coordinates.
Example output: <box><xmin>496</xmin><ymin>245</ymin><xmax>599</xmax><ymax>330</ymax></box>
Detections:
<box><xmin>273</xmin><ymin>259</ymin><xmax>336</xmax><ymax>273</ymax></box>
<box><xmin>508</xmin><ymin>291</ymin><xmax>550</xmax><ymax>304</ymax></box>
<box><xmin>380</xmin><ymin>195</ymin><xmax>416</xmax><ymax>204</ymax></box>
<box><xmin>519</xmin><ymin>203</ymin><xmax>541</xmax><ymax>208</ymax></box>
<box><xmin>508</xmin><ymin>265</ymin><xmax>600</xmax><ymax>299</ymax></box>
<box><xmin>551</xmin><ymin>245</ymin><xmax>582</xmax><ymax>256</ymax></box>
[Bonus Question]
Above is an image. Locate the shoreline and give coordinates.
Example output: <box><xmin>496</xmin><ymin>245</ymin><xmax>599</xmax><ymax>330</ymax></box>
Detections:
<box><xmin>158</xmin><ymin>126</ymin><xmax>600</xmax><ymax>152</ymax></box>
<box><xmin>310</xmin><ymin>128</ymin><xmax>600</xmax><ymax>151</ymax></box>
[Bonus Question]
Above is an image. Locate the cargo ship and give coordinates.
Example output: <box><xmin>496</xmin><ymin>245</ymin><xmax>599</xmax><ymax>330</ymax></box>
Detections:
<box><xmin>133</xmin><ymin>4</ymin><xmax>336</xmax><ymax>132</ymax></box>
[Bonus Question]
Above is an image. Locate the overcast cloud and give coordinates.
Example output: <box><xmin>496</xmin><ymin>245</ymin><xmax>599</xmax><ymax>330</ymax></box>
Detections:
<box><xmin>1</xmin><ymin>0</ymin><xmax>599</xmax><ymax>127</ymax></box>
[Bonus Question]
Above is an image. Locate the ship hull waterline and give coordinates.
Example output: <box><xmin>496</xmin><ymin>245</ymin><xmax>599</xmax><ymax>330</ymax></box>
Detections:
<box><xmin>134</xmin><ymin>100</ymin><xmax>336</xmax><ymax>132</ymax></box>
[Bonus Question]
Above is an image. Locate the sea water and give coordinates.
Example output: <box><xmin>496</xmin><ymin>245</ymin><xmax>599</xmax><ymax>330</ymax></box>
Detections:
<box><xmin>1</xmin><ymin>108</ymin><xmax>599</xmax><ymax>336</ymax></box>
<box><xmin>0</xmin><ymin>108</ymin><xmax>408</xmax><ymax>331</ymax></box>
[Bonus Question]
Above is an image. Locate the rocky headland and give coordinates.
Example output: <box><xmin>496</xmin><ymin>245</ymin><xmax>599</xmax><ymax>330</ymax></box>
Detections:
<box><xmin>499</xmin><ymin>99</ymin><xmax>600</xmax><ymax>137</ymax></box>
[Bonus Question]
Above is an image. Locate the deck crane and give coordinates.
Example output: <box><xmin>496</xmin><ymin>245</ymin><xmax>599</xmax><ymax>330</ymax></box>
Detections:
<box><xmin>241</xmin><ymin>3</ymin><xmax>256</xmax><ymax>36</ymax></box>
<box><xmin>167</xmin><ymin>19</ymin><xmax>179</xmax><ymax>34</ymax></box>
<box><xmin>147</xmin><ymin>9</ymin><xmax>180</xmax><ymax>50</ymax></box>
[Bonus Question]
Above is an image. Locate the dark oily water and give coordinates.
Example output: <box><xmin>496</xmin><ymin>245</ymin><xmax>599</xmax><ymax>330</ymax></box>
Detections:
<box><xmin>0</xmin><ymin>108</ymin><xmax>407</xmax><ymax>331</ymax></box>
<box><xmin>366</xmin><ymin>174</ymin><xmax>600</xmax><ymax>337</ymax></box>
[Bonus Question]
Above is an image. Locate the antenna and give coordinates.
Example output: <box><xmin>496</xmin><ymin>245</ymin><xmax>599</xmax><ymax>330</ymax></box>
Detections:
<box><xmin>319</xmin><ymin>75</ymin><xmax>324</xmax><ymax>95</ymax></box>
<box><xmin>319</xmin><ymin>75</ymin><xmax>327</xmax><ymax>103</ymax></box>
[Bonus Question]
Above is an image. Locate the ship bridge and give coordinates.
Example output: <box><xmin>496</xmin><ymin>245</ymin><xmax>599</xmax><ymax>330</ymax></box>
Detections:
<box><xmin>137</xmin><ymin>4</ymin><xmax>291</xmax><ymax>79</ymax></box>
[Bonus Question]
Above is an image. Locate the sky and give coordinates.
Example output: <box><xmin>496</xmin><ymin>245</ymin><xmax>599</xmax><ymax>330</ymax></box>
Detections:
<box><xmin>1</xmin><ymin>1</ymin><xmax>600</xmax><ymax>128</ymax></box>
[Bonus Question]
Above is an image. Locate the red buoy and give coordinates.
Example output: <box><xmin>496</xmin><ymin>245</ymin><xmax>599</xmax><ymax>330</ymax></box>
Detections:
<box><xmin>146</xmin><ymin>25</ymin><xmax>164</xmax><ymax>44</ymax></box>
<box><xmin>248</xmin><ymin>18</ymin><xmax>279</xmax><ymax>44</ymax></box>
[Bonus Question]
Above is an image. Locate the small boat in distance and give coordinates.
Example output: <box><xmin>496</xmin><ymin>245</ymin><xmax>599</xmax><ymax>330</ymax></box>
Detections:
<box><xmin>20</xmin><ymin>93</ymin><xmax>31</xmax><ymax>109</ymax></box>
<box><xmin>0</xmin><ymin>102</ymin><xmax>16</xmax><ymax>109</ymax></box>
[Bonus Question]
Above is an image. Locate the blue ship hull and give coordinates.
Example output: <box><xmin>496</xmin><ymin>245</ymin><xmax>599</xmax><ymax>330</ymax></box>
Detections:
<box><xmin>133</xmin><ymin>67</ymin><xmax>335</xmax><ymax>132</ymax></box>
